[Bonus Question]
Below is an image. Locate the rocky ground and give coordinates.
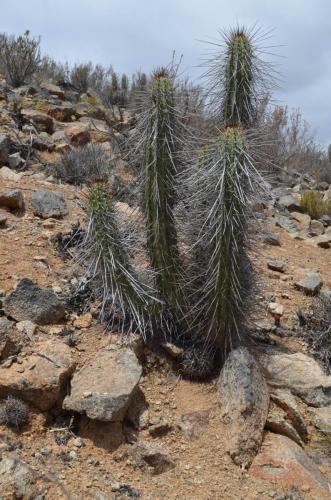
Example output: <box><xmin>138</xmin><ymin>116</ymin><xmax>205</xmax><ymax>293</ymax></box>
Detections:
<box><xmin>0</xmin><ymin>79</ymin><xmax>330</xmax><ymax>499</ymax></box>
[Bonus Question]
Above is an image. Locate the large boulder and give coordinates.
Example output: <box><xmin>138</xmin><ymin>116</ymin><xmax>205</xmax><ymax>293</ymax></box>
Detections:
<box><xmin>0</xmin><ymin>337</ymin><xmax>75</xmax><ymax>410</ymax></box>
<box><xmin>21</xmin><ymin>109</ymin><xmax>54</xmax><ymax>134</ymax></box>
<box><xmin>250</xmin><ymin>433</ymin><xmax>330</xmax><ymax>498</ymax></box>
<box><xmin>259</xmin><ymin>351</ymin><xmax>331</xmax><ymax>407</ymax></box>
<box><xmin>217</xmin><ymin>347</ymin><xmax>269</xmax><ymax>467</ymax></box>
<box><xmin>30</xmin><ymin>189</ymin><xmax>68</xmax><ymax>219</ymax></box>
<box><xmin>63</xmin><ymin>347</ymin><xmax>142</xmax><ymax>421</ymax></box>
<box><xmin>4</xmin><ymin>278</ymin><xmax>65</xmax><ymax>325</ymax></box>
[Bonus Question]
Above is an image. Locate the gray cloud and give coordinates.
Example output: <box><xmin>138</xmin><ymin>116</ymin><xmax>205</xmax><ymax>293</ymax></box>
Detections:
<box><xmin>2</xmin><ymin>0</ymin><xmax>330</xmax><ymax>145</ymax></box>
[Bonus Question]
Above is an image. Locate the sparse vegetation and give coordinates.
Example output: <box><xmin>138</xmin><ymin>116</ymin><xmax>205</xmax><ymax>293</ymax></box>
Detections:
<box><xmin>53</xmin><ymin>144</ymin><xmax>113</xmax><ymax>186</ymax></box>
<box><xmin>300</xmin><ymin>190</ymin><xmax>331</xmax><ymax>219</ymax></box>
<box><xmin>0</xmin><ymin>30</ymin><xmax>41</xmax><ymax>87</ymax></box>
<box><xmin>0</xmin><ymin>395</ymin><xmax>29</xmax><ymax>428</ymax></box>
<box><xmin>303</xmin><ymin>294</ymin><xmax>331</xmax><ymax>373</ymax></box>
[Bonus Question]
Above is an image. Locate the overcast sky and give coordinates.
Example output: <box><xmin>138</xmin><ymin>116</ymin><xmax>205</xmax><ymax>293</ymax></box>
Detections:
<box><xmin>2</xmin><ymin>0</ymin><xmax>330</xmax><ymax>146</ymax></box>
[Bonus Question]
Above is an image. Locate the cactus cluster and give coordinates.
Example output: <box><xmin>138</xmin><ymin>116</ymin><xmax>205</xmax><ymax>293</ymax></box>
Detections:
<box><xmin>78</xmin><ymin>26</ymin><xmax>273</xmax><ymax>372</ymax></box>
<box><xmin>0</xmin><ymin>395</ymin><xmax>29</xmax><ymax>428</ymax></box>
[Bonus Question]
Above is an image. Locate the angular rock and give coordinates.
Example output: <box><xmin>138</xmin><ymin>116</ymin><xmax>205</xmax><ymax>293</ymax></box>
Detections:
<box><xmin>320</xmin><ymin>214</ymin><xmax>331</xmax><ymax>227</ymax></box>
<box><xmin>32</xmin><ymin>132</ymin><xmax>54</xmax><ymax>152</ymax></box>
<box><xmin>259</xmin><ymin>351</ymin><xmax>331</xmax><ymax>407</ymax></box>
<box><xmin>278</xmin><ymin>194</ymin><xmax>301</xmax><ymax>212</ymax></box>
<box><xmin>4</xmin><ymin>278</ymin><xmax>65</xmax><ymax>325</ymax></box>
<box><xmin>270</xmin><ymin>388</ymin><xmax>308</xmax><ymax>442</ymax></box>
<box><xmin>161</xmin><ymin>342</ymin><xmax>184</xmax><ymax>358</ymax></box>
<box><xmin>268</xmin><ymin>302</ymin><xmax>284</xmax><ymax>317</ymax></box>
<box><xmin>218</xmin><ymin>347</ymin><xmax>269</xmax><ymax>467</ymax></box>
<box><xmin>291</xmin><ymin>211</ymin><xmax>311</xmax><ymax>229</ymax></box>
<box><xmin>0</xmin><ymin>133</ymin><xmax>10</xmax><ymax>165</ymax></box>
<box><xmin>315</xmin><ymin>235</ymin><xmax>331</xmax><ymax>249</ymax></box>
<box><xmin>0</xmin><ymin>318</ymin><xmax>19</xmax><ymax>359</ymax></box>
<box><xmin>30</xmin><ymin>189</ymin><xmax>68</xmax><ymax>219</ymax></box>
<box><xmin>45</xmin><ymin>103</ymin><xmax>76</xmax><ymax>122</ymax></box>
<box><xmin>250</xmin><ymin>433</ymin><xmax>330</xmax><ymax>498</ymax></box>
<box><xmin>8</xmin><ymin>152</ymin><xmax>24</xmax><ymax>169</ymax></box>
<box><xmin>129</xmin><ymin>440</ymin><xmax>175</xmax><ymax>475</ymax></box>
<box><xmin>309</xmin><ymin>220</ymin><xmax>325</xmax><ymax>236</ymax></box>
<box><xmin>294</xmin><ymin>273</ymin><xmax>323</xmax><ymax>295</ymax></box>
<box><xmin>0</xmin><ymin>456</ymin><xmax>39</xmax><ymax>499</ymax></box>
<box><xmin>262</xmin><ymin>232</ymin><xmax>281</xmax><ymax>246</ymax></box>
<box><xmin>0</xmin><ymin>337</ymin><xmax>75</xmax><ymax>410</ymax></box>
<box><xmin>309</xmin><ymin>407</ymin><xmax>331</xmax><ymax>433</ymax></box>
<box><xmin>267</xmin><ymin>260</ymin><xmax>286</xmax><ymax>273</ymax></box>
<box><xmin>266</xmin><ymin>401</ymin><xmax>303</xmax><ymax>446</ymax></box>
<box><xmin>21</xmin><ymin>109</ymin><xmax>54</xmax><ymax>134</ymax></box>
<box><xmin>40</xmin><ymin>81</ymin><xmax>65</xmax><ymax>99</ymax></box>
<box><xmin>275</xmin><ymin>215</ymin><xmax>299</xmax><ymax>233</ymax></box>
<box><xmin>63</xmin><ymin>347</ymin><xmax>142</xmax><ymax>421</ymax></box>
<box><xmin>0</xmin><ymin>166</ymin><xmax>22</xmax><ymax>181</ymax></box>
<box><xmin>65</xmin><ymin>122</ymin><xmax>90</xmax><ymax>146</ymax></box>
<box><xmin>0</xmin><ymin>189</ymin><xmax>24</xmax><ymax>209</ymax></box>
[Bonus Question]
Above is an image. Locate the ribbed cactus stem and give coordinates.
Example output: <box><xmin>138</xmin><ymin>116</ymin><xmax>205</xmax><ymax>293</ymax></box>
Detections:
<box><xmin>223</xmin><ymin>30</ymin><xmax>253</xmax><ymax>127</ymax></box>
<box><xmin>201</xmin><ymin>127</ymin><xmax>251</xmax><ymax>357</ymax></box>
<box><xmin>143</xmin><ymin>69</ymin><xmax>181</xmax><ymax>311</ymax></box>
<box><xmin>85</xmin><ymin>181</ymin><xmax>156</xmax><ymax>334</ymax></box>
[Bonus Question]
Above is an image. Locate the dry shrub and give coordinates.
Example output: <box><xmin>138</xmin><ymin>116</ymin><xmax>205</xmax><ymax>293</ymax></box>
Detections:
<box><xmin>0</xmin><ymin>31</ymin><xmax>41</xmax><ymax>87</ymax></box>
<box><xmin>300</xmin><ymin>191</ymin><xmax>331</xmax><ymax>219</ymax></box>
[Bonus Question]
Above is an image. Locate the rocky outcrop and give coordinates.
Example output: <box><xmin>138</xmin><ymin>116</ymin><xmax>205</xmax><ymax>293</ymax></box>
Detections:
<box><xmin>0</xmin><ymin>337</ymin><xmax>75</xmax><ymax>410</ymax></box>
<box><xmin>250</xmin><ymin>433</ymin><xmax>330</xmax><ymax>498</ymax></box>
<box><xmin>218</xmin><ymin>347</ymin><xmax>269</xmax><ymax>467</ymax></box>
<box><xmin>63</xmin><ymin>347</ymin><xmax>142</xmax><ymax>421</ymax></box>
<box><xmin>4</xmin><ymin>278</ymin><xmax>65</xmax><ymax>325</ymax></box>
<box><xmin>30</xmin><ymin>189</ymin><xmax>68</xmax><ymax>219</ymax></box>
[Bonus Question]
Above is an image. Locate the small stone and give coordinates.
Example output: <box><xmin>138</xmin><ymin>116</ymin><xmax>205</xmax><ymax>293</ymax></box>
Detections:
<box><xmin>8</xmin><ymin>152</ymin><xmax>24</xmax><ymax>169</ymax></box>
<box><xmin>16</xmin><ymin>320</ymin><xmax>37</xmax><ymax>337</ymax></box>
<box><xmin>30</xmin><ymin>190</ymin><xmax>68</xmax><ymax>219</ymax></box>
<box><xmin>263</xmin><ymin>233</ymin><xmax>281</xmax><ymax>246</ymax></box>
<box><xmin>267</xmin><ymin>260</ymin><xmax>286</xmax><ymax>273</ymax></box>
<box><xmin>73</xmin><ymin>313</ymin><xmax>92</xmax><ymax>329</ymax></box>
<box><xmin>0</xmin><ymin>166</ymin><xmax>22</xmax><ymax>182</ymax></box>
<box><xmin>268</xmin><ymin>302</ymin><xmax>284</xmax><ymax>317</ymax></box>
<box><xmin>309</xmin><ymin>220</ymin><xmax>324</xmax><ymax>236</ymax></box>
<box><xmin>294</xmin><ymin>273</ymin><xmax>323</xmax><ymax>296</ymax></box>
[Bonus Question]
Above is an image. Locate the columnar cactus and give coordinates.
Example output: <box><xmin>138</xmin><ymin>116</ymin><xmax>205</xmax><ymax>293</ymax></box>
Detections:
<box><xmin>141</xmin><ymin>69</ymin><xmax>183</xmax><ymax>313</ymax></box>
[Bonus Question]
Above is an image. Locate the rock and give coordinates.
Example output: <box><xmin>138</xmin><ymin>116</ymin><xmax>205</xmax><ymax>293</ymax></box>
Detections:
<box><xmin>0</xmin><ymin>133</ymin><xmax>10</xmax><ymax>164</ymax></box>
<box><xmin>0</xmin><ymin>189</ymin><xmax>24</xmax><ymax>209</ymax></box>
<box><xmin>309</xmin><ymin>220</ymin><xmax>325</xmax><ymax>236</ymax></box>
<box><xmin>161</xmin><ymin>342</ymin><xmax>184</xmax><ymax>358</ymax></box>
<box><xmin>268</xmin><ymin>302</ymin><xmax>284</xmax><ymax>317</ymax></box>
<box><xmin>270</xmin><ymin>388</ymin><xmax>308</xmax><ymax>442</ymax></box>
<box><xmin>129</xmin><ymin>440</ymin><xmax>175</xmax><ymax>475</ymax></box>
<box><xmin>267</xmin><ymin>260</ymin><xmax>286</xmax><ymax>273</ymax></box>
<box><xmin>317</xmin><ymin>181</ymin><xmax>329</xmax><ymax>191</ymax></box>
<box><xmin>65</xmin><ymin>123</ymin><xmax>90</xmax><ymax>146</ymax></box>
<box><xmin>275</xmin><ymin>215</ymin><xmax>299</xmax><ymax>233</ymax></box>
<box><xmin>315</xmin><ymin>235</ymin><xmax>331</xmax><ymax>249</ymax></box>
<box><xmin>73</xmin><ymin>313</ymin><xmax>92</xmax><ymax>329</ymax></box>
<box><xmin>309</xmin><ymin>407</ymin><xmax>331</xmax><ymax>433</ymax></box>
<box><xmin>217</xmin><ymin>347</ymin><xmax>269</xmax><ymax>467</ymax></box>
<box><xmin>250</xmin><ymin>434</ymin><xmax>330</xmax><ymax>498</ymax></box>
<box><xmin>0</xmin><ymin>337</ymin><xmax>75</xmax><ymax>410</ymax></box>
<box><xmin>291</xmin><ymin>211</ymin><xmax>311</xmax><ymax>229</ymax></box>
<box><xmin>32</xmin><ymin>132</ymin><xmax>54</xmax><ymax>152</ymax></box>
<box><xmin>322</xmin><ymin>186</ymin><xmax>331</xmax><ymax>202</ymax></box>
<box><xmin>178</xmin><ymin>409</ymin><xmax>211</xmax><ymax>439</ymax></box>
<box><xmin>40</xmin><ymin>81</ymin><xmax>65</xmax><ymax>99</ymax></box>
<box><xmin>0</xmin><ymin>456</ymin><xmax>38</xmax><ymax>498</ymax></box>
<box><xmin>262</xmin><ymin>232</ymin><xmax>281</xmax><ymax>246</ymax></box>
<box><xmin>0</xmin><ymin>209</ymin><xmax>7</xmax><ymax>227</ymax></box>
<box><xmin>0</xmin><ymin>166</ymin><xmax>22</xmax><ymax>181</ymax></box>
<box><xmin>4</xmin><ymin>278</ymin><xmax>65</xmax><ymax>325</ymax></box>
<box><xmin>8</xmin><ymin>152</ymin><xmax>24</xmax><ymax>169</ymax></box>
<box><xmin>45</xmin><ymin>103</ymin><xmax>77</xmax><ymax>122</ymax></box>
<box><xmin>149</xmin><ymin>418</ymin><xmax>172</xmax><ymax>437</ymax></box>
<box><xmin>259</xmin><ymin>351</ymin><xmax>331</xmax><ymax>407</ymax></box>
<box><xmin>63</xmin><ymin>347</ymin><xmax>142</xmax><ymax>421</ymax></box>
<box><xmin>320</xmin><ymin>214</ymin><xmax>331</xmax><ymax>226</ymax></box>
<box><xmin>30</xmin><ymin>189</ymin><xmax>68</xmax><ymax>219</ymax></box>
<box><xmin>16</xmin><ymin>320</ymin><xmax>37</xmax><ymax>338</ymax></box>
<box><xmin>266</xmin><ymin>401</ymin><xmax>303</xmax><ymax>446</ymax></box>
<box><xmin>21</xmin><ymin>109</ymin><xmax>54</xmax><ymax>134</ymax></box>
<box><xmin>0</xmin><ymin>318</ymin><xmax>19</xmax><ymax>359</ymax></box>
<box><xmin>294</xmin><ymin>273</ymin><xmax>323</xmax><ymax>296</ymax></box>
<box><xmin>278</xmin><ymin>195</ymin><xmax>301</xmax><ymax>212</ymax></box>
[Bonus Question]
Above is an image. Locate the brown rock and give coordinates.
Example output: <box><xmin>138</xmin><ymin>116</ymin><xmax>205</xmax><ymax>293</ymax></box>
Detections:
<box><xmin>0</xmin><ymin>337</ymin><xmax>75</xmax><ymax>410</ymax></box>
<box><xmin>266</xmin><ymin>401</ymin><xmax>303</xmax><ymax>446</ymax></box>
<box><xmin>65</xmin><ymin>123</ymin><xmax>90</xmax><ymax>146</ymax></box>
<box><xmin>129</xmin><ymin>440</ymin><xmax>175</xmax><ymax>475</ymax></box>
<box><xmin>218</xmin><ymin>347</ymin><xmax>269</xmax><ymax>467</ymax></box>
<box><xmin>250</xmin><ymin>433</ymin><xmax>330</xmax><ymax>498</ymax></box>
<box><xmin>73</xmin><ymin>313</ymin><xmax>92</xmax><ymax>329</ymax></box>
<box><xmin>21</xmin><ymin>109</ymin><xmax>54</xmax><ymax>134</ymax></box>
<box><xmin>0</xmin><ymin>189</ymin><xmax>24</xmax><ymax>210</ymax></box>
<box><xmin>270</xmin><ymin>388</ymin><xmax>308</xmax><ymax>442</ymax></box>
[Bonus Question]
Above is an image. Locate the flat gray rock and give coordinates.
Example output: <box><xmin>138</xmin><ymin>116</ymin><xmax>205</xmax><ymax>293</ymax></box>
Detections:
<box><xmin>4</xmin><ymin>278</ymin><xmax>65</xmax><ymax>325</ymax></box>
<box><xmin>294</xmin><ymin>273</ymin><xmax>323</xmax><ymax>296</ymax></box>
<box><xmin>63</xmin><ymin>347</ymin><xmax>142</xmax><ymax>422</ymax></box>
<box><xmin>30</xmin><ymin>189</ymin><xmax>68</xmax><ymax>219</ymax></box>
<box><xmin>218</xmin><ymin>347</ymin><xmax>269</xmax><ymax>467</ymax></box>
